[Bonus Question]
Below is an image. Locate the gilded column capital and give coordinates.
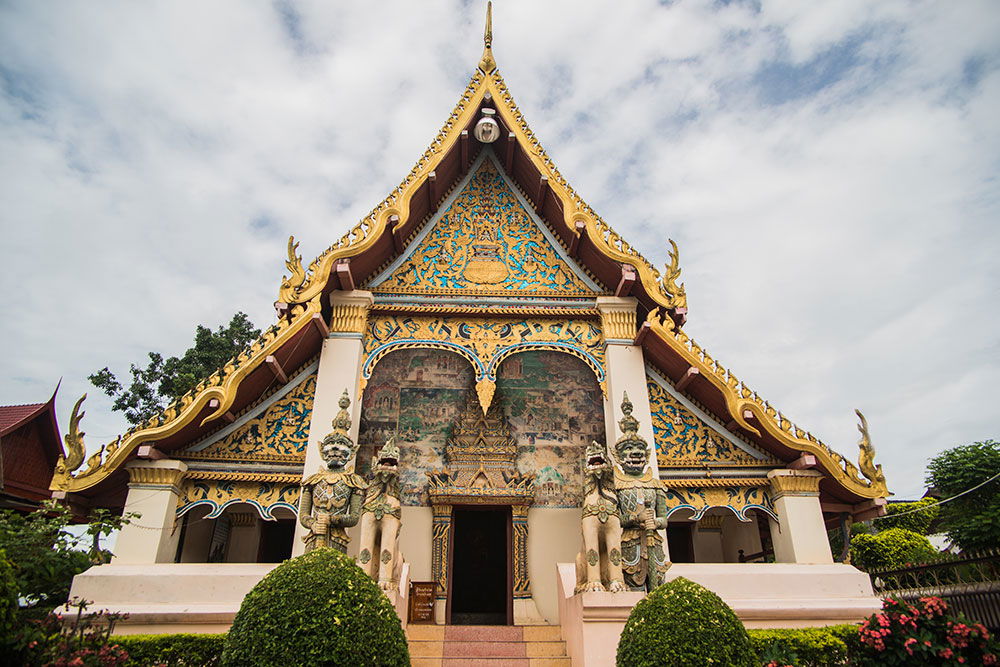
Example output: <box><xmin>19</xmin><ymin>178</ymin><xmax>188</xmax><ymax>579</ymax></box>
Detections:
<box><xmin>329</xmin><ymin>290</ymin><xmax>374</xmax><ymax>335</ymax></box>
<box><xmin>596</xmin><ymin>296</ymin><xmax>638</xmax><ymax>342</ymax></box>
<box><xmin>125</xmin><ymin>459</ymin><xmax>187</xmax><ymax>491</ymax></box>
<box><xmin>767</xmin><ymin>469</ymin><xmax>823</xmax><ymax>498</ymax></box>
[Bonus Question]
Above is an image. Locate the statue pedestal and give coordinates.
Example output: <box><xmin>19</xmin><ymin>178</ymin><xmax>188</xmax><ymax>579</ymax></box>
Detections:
<box><xmin>385</xmin><ymin>561</ymin><xmax>410</xmax><ymax>630</ymax></box>
<box><xmin>556</xmin><ymin>562</ymin><xmax>881</xmax><ymax>666</ymax></box>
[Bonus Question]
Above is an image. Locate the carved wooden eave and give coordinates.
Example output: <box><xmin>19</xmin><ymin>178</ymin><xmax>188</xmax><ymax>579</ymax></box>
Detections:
<box><xmin>49</xmin><ymin>299</ymin><xmax>326</xmax><ymax>502</ymax></box>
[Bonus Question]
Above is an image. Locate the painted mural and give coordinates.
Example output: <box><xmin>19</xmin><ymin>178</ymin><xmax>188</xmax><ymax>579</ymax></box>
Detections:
<box><xmin>357</xmin><ymin>348</ymin><xmax>603</xmax><ymax>507</ymax></box>
<box><xmin>496</xmin><ymin>351</ymin><xmax>604</xmax><ymax>507</ymax></box>
<box><xmin>372</xmin><ymin>157</ymin><xmax>596</xmax><ymax>296</ymax></box>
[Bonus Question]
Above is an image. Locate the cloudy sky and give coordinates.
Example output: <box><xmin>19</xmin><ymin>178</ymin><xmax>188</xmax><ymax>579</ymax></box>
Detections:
<box><xmin>1</xmin><ymin>1</ymin><xmax>997</xmax><ymax>499</ymax></box>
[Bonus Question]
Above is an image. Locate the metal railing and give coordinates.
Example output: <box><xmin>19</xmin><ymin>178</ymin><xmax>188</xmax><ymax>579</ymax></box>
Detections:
<box><xmin>869</xmin><ymin>549</ymin><xmax>1000</xmax><ymax>631</ymax></box>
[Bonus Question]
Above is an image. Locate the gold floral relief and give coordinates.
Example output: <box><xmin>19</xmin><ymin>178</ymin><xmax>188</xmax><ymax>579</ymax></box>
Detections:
<box><xmin>362</xmin><ymin>315</ymin><xmax>606</xmax><ymax>394</ymax></box>
<box><xmin>176</xmin><ymin>479</ymin><xmax>301</xmax><ymax>520</ymax></box>
<box><xmin>661</xmin><ymin>483</ymin><xmax>775</xmax><ymax>521</ymax></box>
<box><xmin>647</xmin><ymin>376</ymin><xmax>775</xmax><ymax>467</ymax></box>
<box><xmin>180</xmin><ymin>373</ymin><xmax>317</xmax><ymax>463</ymax></box>
<box><xmin>373</xmin><ymin>158</ymin><xmax>597</xmax><ymax>296</ymax></box>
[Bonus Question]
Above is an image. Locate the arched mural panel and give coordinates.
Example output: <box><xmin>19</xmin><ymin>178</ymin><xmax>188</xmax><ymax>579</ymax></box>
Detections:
<box><xmin>357</xmin><ymin>348</ymin><xmax>475</xmax><ymax>505</ymax></box>
<box><xmin>495</xmin><ymin>350</ymin><xmax>604</xmax><ymax>508</ymax></box>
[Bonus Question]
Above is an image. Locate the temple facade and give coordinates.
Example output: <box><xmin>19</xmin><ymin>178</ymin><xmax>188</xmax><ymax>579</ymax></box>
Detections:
<box><xmin>53</xmin><ymin>9</ymin><xmax>888</xmax><ymax>653</ymax></box>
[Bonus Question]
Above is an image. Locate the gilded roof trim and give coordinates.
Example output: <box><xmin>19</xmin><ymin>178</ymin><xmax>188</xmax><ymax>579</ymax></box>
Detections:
<box><xmin>50</xmin><ymin>298</ymin><xmax>323</xmax><ymax>494</ymax></box>
<box><xmin>644</xmin><ymin>313</ymin><xmax>889</xmax><ymax>500</ymax></box>
<box><xmin>277</xmin><ymin>65</ymin><xmax>684</xmax><ymax>314</ymax></box>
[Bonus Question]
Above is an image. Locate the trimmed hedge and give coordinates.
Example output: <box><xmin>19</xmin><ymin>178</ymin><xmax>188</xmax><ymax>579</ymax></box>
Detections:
<box><xmin>110</xmin><ymin>625</ymin><xmax>869</xmax><ymax>667</ymax></box>
<box><xmin>747</xmin><ymin>626</ymin><xmax>855</xmax><ymax>666</ymax></box>
<box><xmin>616</xmin><ymin>577</ymin><xmax>755</xmax><ymax>666</ymax></box>
<box><xmin>221</xmin><ymin>548</ymin><xmax>408</xmax><ymax>666</ymax></box>
<box><xmin>850</xmin><ymin>527</ymin><xmax>938</xmax><ymax>572</ymax></box>
<box><xmin>878</xmin><ymin>498</ymin><xmax>939</xmax><ymax>535</ymax></box>
<box><xmin>114</xmin><ymin>633</ymin><xmax>226</xmax><ymax>666</ymax></box>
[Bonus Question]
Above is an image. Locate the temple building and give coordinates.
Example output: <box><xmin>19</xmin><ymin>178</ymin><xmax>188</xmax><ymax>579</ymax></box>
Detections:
<box><xmin>52</xmin><ymin>8</ymin><xmax>888</xmax><ymax>658</ymax></box>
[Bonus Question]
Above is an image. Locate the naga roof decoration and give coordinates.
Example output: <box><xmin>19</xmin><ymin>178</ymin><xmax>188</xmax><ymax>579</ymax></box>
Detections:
<box><xmin>50</xmin><ymin>299</ymin><xmax>325</xmax><ymax>496</ymax></box>
<box><xmin>50</xmin><ymin>5</ymin><xmax>888</xmax><ymax>507</ymax></box>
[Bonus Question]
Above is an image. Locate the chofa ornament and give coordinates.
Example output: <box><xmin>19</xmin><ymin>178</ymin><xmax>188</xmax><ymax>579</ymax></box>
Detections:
<box><xmin>297</xmin><ymin>390</ymin><xmax>367</xmax><ymax>553</ymax></box>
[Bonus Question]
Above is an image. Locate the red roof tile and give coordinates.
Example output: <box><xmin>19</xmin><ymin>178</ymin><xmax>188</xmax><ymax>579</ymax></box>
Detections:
<box><xmin>0</xmin><ymin>403</ymin><xmax>47</xmax><ymax>436</ymax></box>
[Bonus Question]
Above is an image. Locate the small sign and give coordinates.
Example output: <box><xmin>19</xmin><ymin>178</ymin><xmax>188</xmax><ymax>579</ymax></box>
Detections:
<box><xmin>408</xmin><ymin>581</ymin><xmax>437</xmax><ymax>624</ymax></box>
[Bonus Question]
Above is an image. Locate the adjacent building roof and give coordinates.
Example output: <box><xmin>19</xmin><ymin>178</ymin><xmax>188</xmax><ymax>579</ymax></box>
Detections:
<box><xmin>1</xmin><ymin>387</ymin><xmax>62</xmax><ymax>509</ymax></box>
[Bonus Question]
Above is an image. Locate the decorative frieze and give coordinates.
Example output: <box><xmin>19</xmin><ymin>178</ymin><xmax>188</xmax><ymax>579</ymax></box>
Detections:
<box><xmin>329</xmin><ymin>292</ymin><xmax>374</xmax><ymax>335</ymax></box>
<box><xmin>596</xmin><ymin>296</ymin><xmax>637</xmax><ymax>341</ymax></box>
<box><xmin>127</xmin><ymin>466</ymin><xmax>185</xmax><ymax>489</ymax></box>
<box><xmin>768</xmin><ymin>469</ymin><xmax>823</xmax><ymax>498</ymax></box>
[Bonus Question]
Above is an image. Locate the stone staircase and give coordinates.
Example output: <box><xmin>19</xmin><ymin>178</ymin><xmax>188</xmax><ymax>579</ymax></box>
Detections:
<box><xmin>407</xmin><ymin>624</ymin><xmax>570</xmax><ymax>666</ymax></box>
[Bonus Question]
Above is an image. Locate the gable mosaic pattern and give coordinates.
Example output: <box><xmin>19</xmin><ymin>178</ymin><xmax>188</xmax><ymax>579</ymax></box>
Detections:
<box><xmin>179</xmin><ymin>372</ymin><xmax>317</xmax><ymax>462</ymax></box>
<box><xmin>646</xmin><ymin>374</ymin><xmax>774</xmax><ymax>466</ymax></box>
<box><xmin>373</xmin><ymin>158</ymin><xmax>596</xmax><ymax>296</ymax></box>
<box><xmin>357</xmin><ymin>349</ymin><xmax>603</xmax><ymax>508</ymax></box>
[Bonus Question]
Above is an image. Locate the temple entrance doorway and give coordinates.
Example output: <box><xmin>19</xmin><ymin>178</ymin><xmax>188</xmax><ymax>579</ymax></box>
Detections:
<box><xmin>449</xmin><ymin>506</ymin><xmax>512</xmax><ymax>625</ymax></box>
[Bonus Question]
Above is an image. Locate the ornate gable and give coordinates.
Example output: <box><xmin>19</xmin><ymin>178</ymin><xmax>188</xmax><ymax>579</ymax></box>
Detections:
<box><xmin>369</xmin><ymin>154</ymin><xmax>602</xmax><ymax>297</ymax></box>
<box><xmin>177</xmin><ymin>366</ymin><xmax>317</xmax><ymax>464</ymax></box>
<box><xmin>646</xmin><ymin>369</ymin><xmax>777</xmax><ymax>467</ymax></box>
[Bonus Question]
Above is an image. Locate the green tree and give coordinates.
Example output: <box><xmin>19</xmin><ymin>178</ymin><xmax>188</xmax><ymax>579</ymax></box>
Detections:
<box><xmin>89</xmin><ymin>312</ymin><xmax>261</xmax><ymax>425</ymax></box>
<box><xmin>926</xmin><ymin>439</ymin><xmax>1000</xmax><ymax>552</ymax></box>
<box><xmin>0</xmin><ymin>501</ymin><xmax>136</xmax><ymax>617</ymax></box>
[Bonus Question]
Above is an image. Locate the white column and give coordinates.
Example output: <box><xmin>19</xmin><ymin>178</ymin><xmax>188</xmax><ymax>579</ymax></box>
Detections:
<box><xmin>766</xmin><ymin>469</ymin><xmax>833</xmax><ymax>564</ymax></box>
<box><xmin>597</xmin><ymin>297</ymin><xmax>667</xmax><ymax>559</ymax></box>
<box><xmin>293</xmin><ymin>290</ymin><xmax>374</xmax><ymax>557</ymax></box>
<box><xmin>596</xmin><ymin>297</ymin><xmax>657</xmax><ymax>474</ymax></box>
<box><xmin>112</xmin><ymin>459</ymin><xmax>187</xmax><ymax>564</ymax></box>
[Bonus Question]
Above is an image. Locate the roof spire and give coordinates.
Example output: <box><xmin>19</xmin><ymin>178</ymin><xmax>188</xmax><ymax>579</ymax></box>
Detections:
<box><xmin>478</xmin><ymin>1</ymin><xmax>497</xmax><ymax>73</ymax></box>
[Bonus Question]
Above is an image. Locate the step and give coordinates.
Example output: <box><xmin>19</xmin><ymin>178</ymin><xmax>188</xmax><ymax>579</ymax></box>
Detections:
<box><xmin>406</xmin><ymin>624</ymin><xmax>568</xmax><ymax>666</ymax></box>
<box><xmin>410</xmin><ymin>660</ymin><xmax>570</xmax><ymax>667</ymax></box>
<box><xmin>407</xmin><ymin>625</ymin><xmax>562</xmax><ymax>642</ymax></box>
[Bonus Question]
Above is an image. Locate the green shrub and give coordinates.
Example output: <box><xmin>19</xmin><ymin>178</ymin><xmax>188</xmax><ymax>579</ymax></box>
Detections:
<box><xmin>221</xmin><ymin>548</ymin><xmax>408</xmax><ymax>667</ymax></box>
<box><xmin>877</xmin><ymin>498</ymin><xmax>939</xmax><ymax>535</ymax></box>
<box><xmin>0</xmin><ymin>549</ymin><xmax>21</xmax><ymax>661</ymax></box>
<box><xmin>849</xmin><ymin>527</ymin><xmax>938</xmax><ymax>572</ymax></box>
<box><xmin>115</xmin><ymin>633</ymin><xmax>226</xmax><ymax>666</ymax></box>
<box><xmin>616</xmin><ymin>577</ymin><xmax>755</xmax><ymax>667</ymax></box>
<box><xmin>747</xmin><ymin>627</ymin><xmax>848</xmax><ymax>666</ymax></box>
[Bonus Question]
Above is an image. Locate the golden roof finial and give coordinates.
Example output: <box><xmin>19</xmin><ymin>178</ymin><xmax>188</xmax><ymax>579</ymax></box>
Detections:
<box><xmin>478</xmin><ymin>1</ymin><xmax>497</xmax><ymax>73</ymax></box>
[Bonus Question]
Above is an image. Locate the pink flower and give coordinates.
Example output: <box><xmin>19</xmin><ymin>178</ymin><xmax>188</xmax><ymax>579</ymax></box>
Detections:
<box><xmin>938</xmin><ymin>648</ymin><xmax>954</xmax><ymax>659</ymax></box>
<box><xmin>982</xmin><ymin>653</ymin><xmax>996</xmax><ymax>665</ymax></box>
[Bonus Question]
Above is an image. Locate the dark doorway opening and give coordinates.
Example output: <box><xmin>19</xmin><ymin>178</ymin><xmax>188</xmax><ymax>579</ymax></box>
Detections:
<box><xmin>667</xmin><ymin>523</ymin><xmax>695</xmax><ymax>563</ymax></box>
<box><xmin>257</xmin><ymin>519</ymin><xmax>295</xmax><ymax>563</ymax></box>
<box><xmin>449</xmin><ymin>506</ymin><xmax>511</xmax><ymax>625</ymax></box>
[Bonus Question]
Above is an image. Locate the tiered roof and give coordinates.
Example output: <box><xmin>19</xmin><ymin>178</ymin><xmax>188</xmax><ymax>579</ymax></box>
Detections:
<box><xmin>50</xmin><ymin>5</ymin><xmax>888</xmax><ymax>511</ymax></box>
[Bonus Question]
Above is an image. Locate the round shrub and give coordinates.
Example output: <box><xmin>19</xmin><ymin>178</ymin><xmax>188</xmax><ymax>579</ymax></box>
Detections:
<box><xmin>850</xmin><ymin>527</ymin><xmax>938</xmax><ymax>572</ymax></box>
<box><xmin>221</xmin><ymin>548</ymin><xmax>408</xmax><ymax>667</ymax></box>
<box><xmin>616</xmin><ymin>576</ymin><xmax>755</xmax><ymax>667</ymax></box>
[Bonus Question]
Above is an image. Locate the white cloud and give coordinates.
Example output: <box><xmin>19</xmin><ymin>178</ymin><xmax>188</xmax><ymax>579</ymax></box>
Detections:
<box><xmin>1</xmin><ymin>0</ymin><xmax>998</xmax><ymax>498</ymax></box>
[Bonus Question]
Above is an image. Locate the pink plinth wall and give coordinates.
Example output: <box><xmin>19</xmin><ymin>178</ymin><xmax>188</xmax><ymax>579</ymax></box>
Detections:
<box><xmin>556</xmin><ymin>562</ymin><xmax>881</xmax><ymax>667</ymax></box>
<box><xmin>68</xmin><ymin>561</ymin><xmax>410</xmax><ymax>635</ymax></box>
